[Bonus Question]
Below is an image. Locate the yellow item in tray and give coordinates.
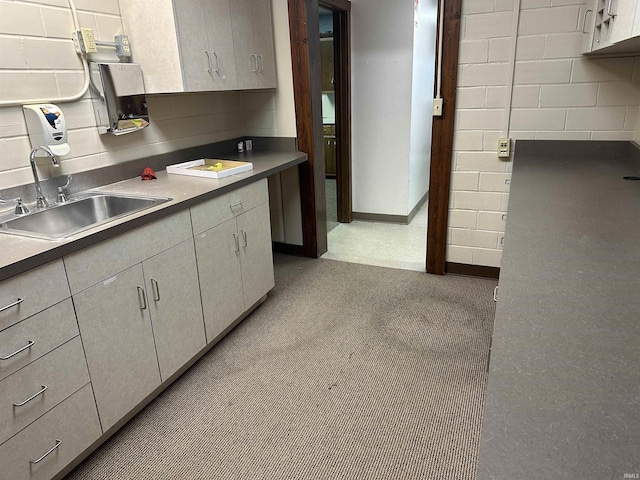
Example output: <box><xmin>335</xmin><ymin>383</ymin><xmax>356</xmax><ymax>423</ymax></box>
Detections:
<box><xmin>207</xmin><ymin>162</ymin><xmax>223</xmax><ymax>171</ymax></box>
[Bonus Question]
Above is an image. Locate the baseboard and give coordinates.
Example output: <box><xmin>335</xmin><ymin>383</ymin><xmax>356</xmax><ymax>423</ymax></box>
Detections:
<box><xmin>407</xmin><ymin>190</ymin><xmax>429</xmax><ymax>224</ymax></box>
<box><xmin>272</xmin><ymin>241</ymin><xmax>305</xmax><ymax>256</ymax></box>
<box><xmin>445</xmin><ymin>262</ymin><xmax>500</xmax><ymax>279</ymax></box>
<box><xmin>352</xmin><ymin>191</ymin><xmax>428</xmax><ymax>225</ymax></box>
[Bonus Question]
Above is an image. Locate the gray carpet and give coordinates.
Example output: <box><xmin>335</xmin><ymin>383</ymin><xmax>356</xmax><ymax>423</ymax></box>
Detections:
<box><xmin>67</xmin><ymin>255</ymin><xmax>497</xmax><ymax>480</ymax></box>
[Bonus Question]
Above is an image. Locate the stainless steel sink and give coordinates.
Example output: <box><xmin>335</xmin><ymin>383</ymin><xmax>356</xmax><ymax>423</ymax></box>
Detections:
<box><xmin>0</xmin><ymin>193</ymin><xmax>171</xmax><ymax>240</ymax></box>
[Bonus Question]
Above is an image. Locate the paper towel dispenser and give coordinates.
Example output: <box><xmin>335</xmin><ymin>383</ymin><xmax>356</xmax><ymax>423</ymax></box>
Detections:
<box><xmin>89</xmin><ymin>62</ymin><xmax>149</xmax><ymax>135</ymax></box>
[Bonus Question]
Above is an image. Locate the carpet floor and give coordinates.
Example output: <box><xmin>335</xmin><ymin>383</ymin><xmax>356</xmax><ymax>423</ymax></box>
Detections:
<box><xmin>66</xmin><ymin>254</ymin><xmax>497</xmax><ymax>480</ymax></box>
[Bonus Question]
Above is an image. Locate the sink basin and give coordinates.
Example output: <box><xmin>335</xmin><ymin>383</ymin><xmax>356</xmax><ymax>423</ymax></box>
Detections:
<box><xmin>0</xmin><ymin>193</ymin><xmax>171</xmax><ymax>240</ymax></box>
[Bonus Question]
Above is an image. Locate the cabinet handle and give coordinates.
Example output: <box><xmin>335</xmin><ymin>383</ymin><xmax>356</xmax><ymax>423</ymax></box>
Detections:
<box><xmin>241</xmin><ymin>229</ymin><xmax>247</xmax><ymax>248</ymax></box>
<box><xmin>233</xmin><ymin>233</ymin><xmax>240</xmax><ymax>253</ymax></box>
<box><xmin>0</xmin><ymin>297</ymin><xmax>24</xmax><ymax>313</ymax></box>
<box><xmin>229</xmin><ymin>200</ymin><xmax>243</xmax><ymax>209</ymax></box>
<box><xmin>151</xmin><ymin>279</ymin><xmax>160</xmax><ymax>302</ymax></box>
<box><xmin>258</xmin><ymin>54</ymin><xmax>264</xmax><ymax>73</ymax></box>
<box><xmin>1</xmin><ymin>340</ymin><xmax>34</xmax><ymax>360</ymax></box>
<box><xmin>493</xmin><ymin>286</ymin><xmax>499</xmax><ymax>302</ymax></box>
<box><xmin>30</xmin><ymin>439</ymin><xmax>62</xmax><ymax>464</ymax></box>
<box><xmin>13</xmin><ymin>385</ymin><xmax>47</xmax><ymax>407</ymax></box>
<box><xmin>205</xmin><ymin>50</ymin><xmax>213</xmax><ymax>74</ymax></box>
<box><xmin>137</xmin><ymin>286</ymin><xmax>147</xmax><ymax>310</ymax></box>
<box><xmin>607</xmin><ymin>0</ymin><xmax>616</xmax><ymax>17</ymax></box>
<box><xmin>212</xmin><ymin>51</ymin><xmax>220</xmax><ymax>73</ymax></box>
<box><xmin>251</xmin><ymin>54</ymin><xmax>258</xmax><ymax>73</ymax></box>
<box><xmin>582</xmin><ymin>9</ymin><xmax>593</xmax><ymax>33</ymax></box>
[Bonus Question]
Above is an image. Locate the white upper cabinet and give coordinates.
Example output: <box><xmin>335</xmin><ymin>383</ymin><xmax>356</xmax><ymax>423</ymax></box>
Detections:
<box><xmin>587</xmin><ymin>0</ymin><xmax>640</xmax><ymax>53</ymax></box>
<box><xmin>120</xmin><ymin>0</ymin><xmax>276</xmax><ymax>93</ymax></box>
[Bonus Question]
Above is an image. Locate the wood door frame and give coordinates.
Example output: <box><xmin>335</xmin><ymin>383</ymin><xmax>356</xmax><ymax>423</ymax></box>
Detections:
<box><xmin>288</xmin><ymin>0</ymin><xmax>460</xmax><ymax>271</ymax></box>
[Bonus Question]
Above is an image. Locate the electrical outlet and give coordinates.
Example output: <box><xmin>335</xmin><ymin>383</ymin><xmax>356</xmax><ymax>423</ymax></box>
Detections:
<box><xmin>245</xmin><ymin>139</ymin><xmax>253</xmax><ymax>151</ymax></box>
<box><xmin>115</xmin><ymin>35</ymin><xmax>132</xmax><ymax>57</ymax></box>
<box><xmin>81</xmin><ymin>28</ymin><xmax>97</xmax><ymax>53</ymax></box>
<box><xmin>432</xmin><ymin>98</ymin><xmax>443</xmax><ymax>117</ymax></box>
<box><xmin>498</xmin><ymin>137</ymin><xmax>510</xmax><ymax>158</ymax></box>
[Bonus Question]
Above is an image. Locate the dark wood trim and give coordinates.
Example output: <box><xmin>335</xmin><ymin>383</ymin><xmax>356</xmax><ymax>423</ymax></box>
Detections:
<box><xmin>272</xmin><ymin>241</ymin><xmax>305</xmax><ymax>256</ymax></box>
<box><xmin>426</xmin><ymin>0</ymin><xmax>462</xmax><ymax>275</ymax></box>
<box><xmin>288</xmin><ymin>0</ymin><xmax>327</xmax><ymax>257</ymax></box>
<box><xmin>324</xmin><ymin>1</ymin><xmax>352</xmax><ymax>223</ymax></box>
<box><xmin>445</xmin><ymin>262</ymin><xmax>500</xmax><ymax>280</ymax></box>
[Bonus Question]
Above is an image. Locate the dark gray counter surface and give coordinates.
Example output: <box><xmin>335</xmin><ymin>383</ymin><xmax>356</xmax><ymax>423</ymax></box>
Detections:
<box><xmin>477</xmin><ymin>141</ymin><xmax>640</xmax><ymax>479</ymax></box>
<box><xmin>0</xmin><ymin>149</ymin><xmax>306</xmax><ymax>283</ymax></box>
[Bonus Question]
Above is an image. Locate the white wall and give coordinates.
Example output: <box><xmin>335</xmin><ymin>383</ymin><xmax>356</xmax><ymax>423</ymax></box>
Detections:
<box><xmin>351</xmin><ymin>0</ymin><xmax>414</xmax><ymax>216</ymax></box>
<box><xmin>408</xmin><ymin>0</ymin><xmax>437</xmax><ymax>210</ymax></box>
<box><xmin>448</xmin><ymin>0</ymin><xmax>640</xmax><ymax>267</ymax></box>
<box><xmin>0</xmin><ymin>0</ymin><xmax>288</xmax><ymax>191</ymax></box>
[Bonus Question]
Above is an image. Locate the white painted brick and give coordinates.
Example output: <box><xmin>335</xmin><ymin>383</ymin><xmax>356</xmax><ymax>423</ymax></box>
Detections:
<box><xmin>460</xmin><ymin>63</ymin><xmax>509</xmax><ymax>86</ymax></box>
<box><xmin>449</xmin><ymin>209</ymin><xmax>477</xmax><ymax>229</ymax></box>
<box><xmin>0</xmin><ymin>107</ymin><xmax>27</xmax><ymax>137</ymax></box>
<box><xmin>486</xmin><ymin>86</ymin><xmax>508</xmax><ymax>108</ymax></box>
<box><xmin>53</xmin><ymin>154</ymin><xmax>107</xmax><ymax>176</ymax></box>
<box><xmin>60</xmin><ymin>100</ymin><xmax>96</xmax><ymax>129</ymax></box>
<box><xmin>453</xmin><ymin>130</ymin><xmax>484</xmax><ymax>150</ymax></box>
<box><xmin>534</xmin><ymin>131</ymin><xmax>591</xmax><ymax>139</ymax></box>
<box><xmin>458</xmin><ymin>40</ymin><xmax>489</xmax><ymax>64</ymax></box>
<box><xmin>25</xmin><ymin>0</ymin><xmax>68</xmax><ymax>7</ymax></box>
<box><xmin>23</xmin><ymin>38</ymin><xmax>81</xmax><ymax>70</ymax></box>
<box><xmin>0</xmin><ymin>136</ymin><xmax>32</xmax><ymax>171</ymax></box>
<box><xmin>147</xmin><ymin>95</ymin><xmax>176</xmax><ymax>121</ymax></box>
<box><xmin>591</xmin><ymin>131</ymin><xmax>634</xmax><ymax>140</ymax></box>
<box><xmin>512</xmin><ymin>85</ymin><xmax>540</xmax><ymax>107</ymax></box>
<box><xmin>41</xmin><ymin>6</ymin><xmax>74</xmax><ymax>38</ymax></box>
<box><xmin>515</xmin><ymin>35</ymin><xmax>545</xmax><ymax>60</ymax></box>
<box><xmin>473</xmin><ymin>248</ymin><xmax>502</xmax><ymax>267</ymax></box>
<box><xmin>597</xmin><ymin>82</ymin><xmax>640</xmax><ymax>106</ymax></box>
<box><xmin>477</xmin><ymin>211</ymin><xmax>507</xmax><ymax>231</ymax></box>
<box><xmin>0</xmin><ymin>71</ymin><xmax>58</xmax><ymax>100</ymax></box>
<box><xmin>451</xmin><ymin>228</ymin><xmax>499</xmax><ymax>248</ymax></box>
<box><xmin>543</xmin><ymin>32</ymin><xmax>589</xmax><ymax>58</ymax></box>
<box><xmin>494</xmin><ymin>0</ymin><xmax>514</xmax><ymax>12</ymax></box>
<box><xmin>451</xmin><ymin>171</ymin><xmax>480</xmax><ymax>190</ymax></box>
<box><xmin>521</xmin><ymin>0</ymin><xmax>551</xmax><ymax>8</ymax></box>
<box><xmin>447</xmin><ymin>245</ymin><xmax>474</xmax><ymax>264</ymax></box>
<box><xmin>479</xmin><ymin>172</ymin><xmax>511</xmax><ymax>192</ymax></box>
<box><xmin>457</xmin><ymin>109</ymin><xmax>504</xmax><ymax>130</ymax></box>
<box><xmin>519</xmin><ymin>6</ymin><xmax>580</xmax><ymax>35</ymax></box>
<box><xmin>483</xmin><ymin>131</ymin><xmax>502</xmax><ymax>150</ymax></box>
<box><xmin>241</xmin><ymin>91</ymin><xmax>277</xmax><ymax>112</ymax></box>
<box><xmin>76</xmin><ymin>12</ymin><xmax>98</xmax><ymax>34</ymax></box>
<box><xmin>54</xmin><ymin>71</ymin><xmax>86</xmax><ymax>97</ymax></box>
<box><xmin>454</xmin><ymin>191</ymin><xmax>504</xmax><ymax>211</ymax></box>
<box><xmin>501</xmin><ymin>193</ymin><xmax>510</xmax><ymax>211</ymax></box>
<box><xmin>510</xmin><ymin>109</ymin><xmax>566</xmax><ymax>130</ymax></box>
<box><xmin>552</xmin><ymin>0</ymin><xmax>585</xmax><ymax>5</ymax></box>
<box><xmin>462</xmin><ymin>0</ymin><xmax>494</xmax><ymax>15</ymax></box>
<box><xmin>565</xmin><ymin>107</ymin><xmax>626</xmax><ymax>130</ymax></box>
<box><xmin>456</xmin><ymin>87</ymin><xmax>486</xmax><ymax>108</ymax></box>
<box><xmin>510</xmin><ymin>131</ymin><xmax>536</xmax><ymax>140</ymax></box>
<box><xmin>625</xmin><ymin>107</ymin><xmax>638</xmax><ymax>130</ymax></box>
<box><xmin>489</xmin><ymin>38</ymin><xmax>511</xmax><ymax>62</ymax></box>
<box><xmin>465</xmin><ymin>12</ymin><xmax>513</xmax><ymax>39</ymax></box>
<box><xmin>0</xmin><ymin>2</ymin><xmax>45</xmax><ymax>36</ymax></box>
<box><xmin>0</xmin><ymin>36</ymin><xmax>25</xmax><ymax>69</ymax></box>
<box><xmin>94</xmin><ymin>14</ymin><xmax>124</xmax><ymax>41</ymax></box>
<box><xmin>571</xmin><ymin>58</ymin><xmax>635</xmax><ymax>83</ymax></box>
<box><xmin>0</xmin><ymin>167</ymin><xmax>35</xmax><ymax>190</ymax></box>
<box><xmin>514</xmin><ymin>60</ymin><xmax>572</xmax><ymax>84</ymax></box>
<box><xmin>457</xmin><ymin>152</ymin><xmax>509</xmax><ymax>172</ymax></box>
<box><xmin>539</xmin><ymin>84</ymin><xmax>598</xmax><ymax>107</ymax></box>
<box><xmin>73</xmin><ymin>0</ymin><xmax>121</xmax><ymax>15</ymax></box>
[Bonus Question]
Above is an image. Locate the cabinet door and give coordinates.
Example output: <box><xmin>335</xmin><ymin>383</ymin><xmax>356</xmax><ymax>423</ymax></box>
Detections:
<box><xmin>238</xmin><ymin>202</ymin><xmax>275</xmax><ymax>309</ymax></box>
<box><xmin>230</xmin><ymin>0</ymin><xmax>259</xmax><ymax>89</ymax></box>
<box><xmin>203</xmin><ymin>0</ymin><xmax>238</xmax><ymax>90</ymax></box>
<box><xmin>74</xmin><ymin>265</ymin><xmax>161</xmax><ymax>432</ymax></box>
<box><xmin>143</xmin><ymin>239</ymin><xmax>206</xmax><ymax>381</ymax></box>
<box><xmin>252</xmin><ymin>0</ymin><xmax>277</xmax><ymax>88</ymax></box>
<box><xmin>194</xmin><ymin>217</ymin><xmax>245</xmax><ymax>343</ymax></box>
<box><xmin>174</xmin><ymin>0</ymin><xmax>214</xmax><ymax>91</ymax></box>
<box><xmin>609</xmin><ymin>0</ymin><xmax>637</xmax><ymax>44</ymax></box>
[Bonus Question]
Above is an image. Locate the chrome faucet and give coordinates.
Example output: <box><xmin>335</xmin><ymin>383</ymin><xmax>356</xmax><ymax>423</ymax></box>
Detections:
<box><xmin>29</xmin><ymin>146</ymin><xmax>59</xmax><ymax>208</ymax></box>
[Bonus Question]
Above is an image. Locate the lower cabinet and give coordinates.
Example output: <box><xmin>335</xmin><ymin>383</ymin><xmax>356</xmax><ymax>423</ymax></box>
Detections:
<box><xmin>195</xmin><ymin>201</ymin><xmax>274</xmax><ymax>342</ymax></box>
<box><xmin>0</xmin><ymin>384</ymin><xmax>101</xmax><ymax>480</ymax></box>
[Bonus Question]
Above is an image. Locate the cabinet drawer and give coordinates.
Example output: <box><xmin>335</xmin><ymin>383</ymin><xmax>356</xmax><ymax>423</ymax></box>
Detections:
<box><xmin>0</xmin><ymin>337</ymin><xmax>90</xmax><ymax>445</ymax></box>
<box><xmin>0</xmin><ymin>260</ymin><xmax>70</xmax><ymax>332</ymax></box>
<box><xmin>0</xmin><ymin>299</ymin><xmax>78</xmax><ymax>383</ymax></box>
<box><xmin>0</xmin><ymin>384</ymin><xmax>101</xmax><ymax>480</ymax></box>
<box><xmin>191</xmin><ymin>179</ymin><xmax>268</xmax><ymax>235</ymax></box>
<box><xmin>64</xmin><ymin>209</ymin><xmax>192</xmax><ymax>294</ymax></box>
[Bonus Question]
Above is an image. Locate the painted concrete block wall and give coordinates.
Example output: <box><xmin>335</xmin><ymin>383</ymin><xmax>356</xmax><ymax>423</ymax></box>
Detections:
<box><xmin>0</xmin><ymin>0</ymin><xmax>289</xmax><ymax>193</ymax></box>
<box><xmin>449</xmin><ymin>0</ymin><xmax>640</xmax><ymax>267</ymax></box>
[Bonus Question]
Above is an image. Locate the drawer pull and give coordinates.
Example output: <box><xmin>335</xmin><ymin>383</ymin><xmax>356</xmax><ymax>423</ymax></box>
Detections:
<box><xmin>241</xmin><ymin>229</ymin><xmax>248</xmax><ymax>248</ymax></box>
<box><xmin>1</xmin><ymin>339</ymin><xmax>34</xmax><ymax>360</ymax></box>
<box><xmin>229</xmin><ymin>200</ymin><xmax>243</xmax><ymax>209</ymax></box>
<box><xmin>137</xmin><ymin>286</ymin><xmax>147</xmax><ymax>310</ymax></box>
<box><xmin>0</xmin><ymin>297</ymin><xmax>24</xmax><ymax>313</ymax></box>
<box><xmin>30</xmin><ymin>439</ymin><xmax>62</xmax><ymax>464</ymax></box>
<box><xmin>233</xmin><ymin>233</ymin><xmax>240</xmax><ymax>253</ymax></box>
<box><xmin>151</xmin><ymin>279</ymin><xmax>160</xmax><ymax>302</ymax></box>
<box><xmin>14</xmin><ymin>385</ymin><xmax>48</xmax><ymax>407</ymax></box>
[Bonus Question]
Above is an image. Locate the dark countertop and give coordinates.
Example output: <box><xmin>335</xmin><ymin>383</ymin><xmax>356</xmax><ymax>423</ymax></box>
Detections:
<box><xmin>0</xmin><ymin>149</ymin><xmax>306</xmax><ymax>283</ymax></box>
<box><xmin>477</xmin><ymin>141</ymin><xmax>640</xmax><ymax>479</ymax></box>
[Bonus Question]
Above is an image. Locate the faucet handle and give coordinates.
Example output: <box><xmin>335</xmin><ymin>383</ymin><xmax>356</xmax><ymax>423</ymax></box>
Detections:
<box><xmin>56</xmin><ymin>175</ymin><xmax>72</xmax><ymax>204</ymax></box>
<box><xmin>0</xmin><ymin>196</ymin><xmax>29</xmax><ymax>215</ymax></box>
